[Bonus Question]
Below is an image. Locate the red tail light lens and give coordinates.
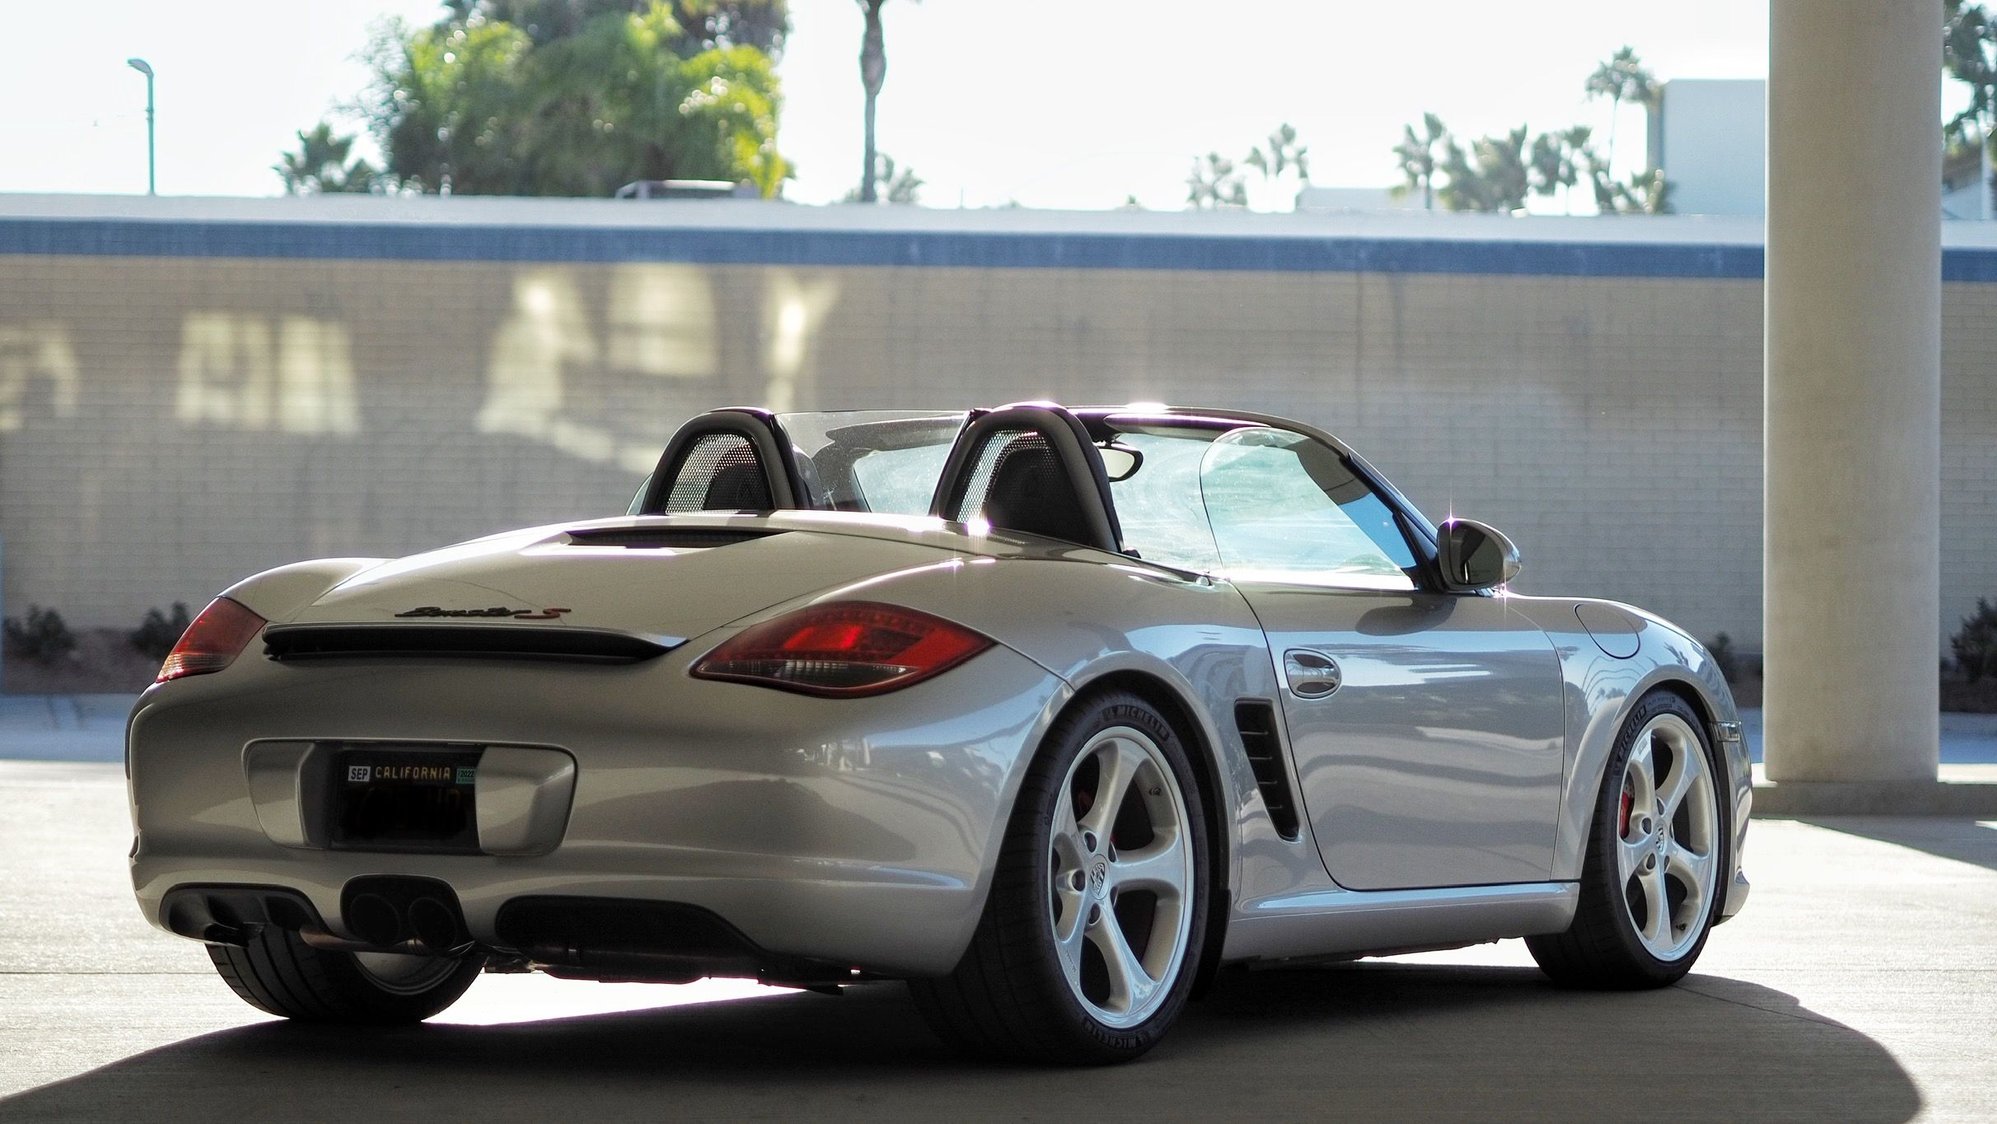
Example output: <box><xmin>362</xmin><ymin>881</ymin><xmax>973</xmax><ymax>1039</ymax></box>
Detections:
<box><xmin>691</xmin><ymin>602</ymin><xmax>993</xmax><ymax>697</ymax></box>
<box><xmin>157</xmin><ymin>597</ymin><xmax>267</xmax><ymax>683</ymax></box>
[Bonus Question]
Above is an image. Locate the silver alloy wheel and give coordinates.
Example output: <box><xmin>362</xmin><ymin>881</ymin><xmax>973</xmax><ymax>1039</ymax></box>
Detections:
<box><xmin>1614</xmin><ymin>712</ymin><xmax>1720</xmax><ymax>961</ymax></box>
<box><xmin>1046</xmin><ymin>725</ymin><xmax>1195</xmax><ymax>1029</ymax></box>
<box><xmin>353</xmin><ymin>951</ymin><xmax>466</xmax><ymax>995</ymax></box>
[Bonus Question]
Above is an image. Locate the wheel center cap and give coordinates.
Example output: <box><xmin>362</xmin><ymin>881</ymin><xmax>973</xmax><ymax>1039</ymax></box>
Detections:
<box><xmin>1088</xmin><ymin>859</ymin><xmax>1109</xmax><ymax>898</ymax></box>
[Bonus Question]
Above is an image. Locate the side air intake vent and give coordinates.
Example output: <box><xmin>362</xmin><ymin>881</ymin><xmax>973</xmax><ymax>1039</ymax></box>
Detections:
<box><xmin>565</xmin><ymin>528</ymin><xmax>785</xmax><ymax>550</ymax></box>
<box><xmin>1234</xmin><ymin>700</ymin><xmax>1301</xmax><ymax>841</ymax></box>
<box><xmin>264</xmin><ymin>625</ymin><xmax>674</xmax><ymax>664</ymax></box>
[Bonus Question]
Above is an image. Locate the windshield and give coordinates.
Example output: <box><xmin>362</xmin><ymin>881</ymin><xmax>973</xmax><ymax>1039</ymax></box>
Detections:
<box><xmin>1101</xmin><ymin>418</ymin><xmax>1420</xmax><ymax>589</ymax></box>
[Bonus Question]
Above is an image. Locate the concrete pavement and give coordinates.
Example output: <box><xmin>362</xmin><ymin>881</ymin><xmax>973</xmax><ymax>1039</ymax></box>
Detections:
<box><xmin>0</xmin><ymin>695</ymin><xmax>135</xmax><ymax>763</ymax></box>
<box><xmin>3</xmin><ymin>759</ymin><xmax>1994</xmax><ymax>1120</ymax></box>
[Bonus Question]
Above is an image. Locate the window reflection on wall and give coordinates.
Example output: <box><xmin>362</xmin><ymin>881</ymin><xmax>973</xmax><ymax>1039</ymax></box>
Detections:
<box><xmin>607</xmin><ymin>264</ymin><xmax>718</xmax><ymax>378</ymax></box>
<box><xmin>0</xmin><ymin>324</ymin><xmax>80</xmax><ymax>431</ymax></box>
<box><xmin>764</xmin><ymin>272</ymin><xmax>839</xmax><ymax>413</ymax></box>
<box><xmin>477</xmin><ymin>265</ymin><xmax>840</xmax><ymax>472</ymax></box>
<box><xmin>175</xmin><ymin>313</ymin><xmax>361</xmax><ymax>434</ymax></box>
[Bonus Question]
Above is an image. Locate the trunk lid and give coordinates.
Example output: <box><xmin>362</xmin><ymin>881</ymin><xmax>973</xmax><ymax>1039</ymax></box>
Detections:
<box><xmin>280</xmin><ymin>516</ymin><xmax>969</xmax><ymax>644</ymax></box>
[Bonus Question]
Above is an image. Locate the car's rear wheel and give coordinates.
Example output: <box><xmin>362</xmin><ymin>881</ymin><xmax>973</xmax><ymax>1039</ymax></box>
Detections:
<box><xmin>1527</xmin><ymin>691</ymin><xmax>1725</xmax><ymax>988</ymax></box>
<box><xmin>911</xmin><ymin>691</ymin><xmax>1210</xmax><ymax>1063</ymax></box>
<box><xmin>208</xmin><ymin>927</ymin><xmax>483</xmax><ymax>1023</ymax></box>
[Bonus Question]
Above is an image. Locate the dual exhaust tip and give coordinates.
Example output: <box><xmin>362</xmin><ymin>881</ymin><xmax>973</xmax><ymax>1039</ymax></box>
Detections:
<box><xmin>341</xmin><ymin>878</ymin><xmax>468</xmax><ymax>951</ymax></box>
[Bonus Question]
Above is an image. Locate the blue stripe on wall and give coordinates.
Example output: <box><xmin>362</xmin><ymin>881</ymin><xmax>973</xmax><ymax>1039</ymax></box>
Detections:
<box><xmin>3</xmin><ymin>216</ymin><xmax>1995</xmax><ymax>281</ymax></box>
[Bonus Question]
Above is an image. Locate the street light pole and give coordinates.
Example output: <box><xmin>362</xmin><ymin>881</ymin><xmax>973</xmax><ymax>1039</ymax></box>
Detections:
<box><xmin>126</xmin><ymin>58</ymin><xmax>154</xmax><ymax>195</ymax></box>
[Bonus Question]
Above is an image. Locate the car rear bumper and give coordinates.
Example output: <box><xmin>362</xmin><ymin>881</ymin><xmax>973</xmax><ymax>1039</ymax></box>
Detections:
<box><xmin>128</xmin><ymin>644</ymin><xmax>1061</xmax><ymax>978</ymax></box>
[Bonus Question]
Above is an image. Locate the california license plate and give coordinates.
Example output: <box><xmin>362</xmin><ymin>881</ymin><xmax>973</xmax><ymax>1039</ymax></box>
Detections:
<box><xmin>330</xmin><ymin>747</ymin><xmax>481</xmax><ymax>853</ymax></box>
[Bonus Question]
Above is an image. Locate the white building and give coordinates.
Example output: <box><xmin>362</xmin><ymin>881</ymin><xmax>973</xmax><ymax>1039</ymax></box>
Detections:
<box><xmin>1649</xmin><ymin>77</ymin><xmax>1992</xmax><ymax>220</ymax></box>
<box><xmin>1646</xmin><ymin>79</ymin><xmax>1768</xmax><ymax>217</ymax></box>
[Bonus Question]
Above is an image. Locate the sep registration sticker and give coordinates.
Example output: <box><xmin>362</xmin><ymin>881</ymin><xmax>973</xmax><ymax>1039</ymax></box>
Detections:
<box><xmin>348</xmin><ymin>764</ymin><xmax>372</xmax><ymax>783</ymax></box>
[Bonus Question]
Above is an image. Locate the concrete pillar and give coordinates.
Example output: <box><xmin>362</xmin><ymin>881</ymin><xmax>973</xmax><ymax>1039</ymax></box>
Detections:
<box><xmin>1765</xmin><ymin>1</ymin><xmax>1940</xmax><ymax>783</ymax></box>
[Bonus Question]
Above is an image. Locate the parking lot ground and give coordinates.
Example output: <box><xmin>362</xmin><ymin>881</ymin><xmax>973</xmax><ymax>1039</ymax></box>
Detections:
<box><xmin>3</xmin><ymin>759</ymin><xmax>1994</xmax><ymax>1122</ymax></box>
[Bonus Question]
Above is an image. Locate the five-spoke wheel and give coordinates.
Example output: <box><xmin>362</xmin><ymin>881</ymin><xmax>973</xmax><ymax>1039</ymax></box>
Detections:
<box><xmin>1528</xmin><ymin>690</ymin><xmax>1727</xmax><ymax>988</ymax></box>
<box><xmin>911</xmin><ymin>691</ymin><xmax>1210</xmax><ymax>1063</ymax></box>
<box><xmin>1047</xmin><ymin>725</ymin><xmax>1197</xmax><ymax>1030</ymax></box>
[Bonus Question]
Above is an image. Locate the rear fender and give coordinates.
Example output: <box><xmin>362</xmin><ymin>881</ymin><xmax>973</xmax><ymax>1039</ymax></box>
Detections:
<box><xmin>220</xmin><ymin>559</ymin><xmax>387</xmax><ymax>623</ymax></box>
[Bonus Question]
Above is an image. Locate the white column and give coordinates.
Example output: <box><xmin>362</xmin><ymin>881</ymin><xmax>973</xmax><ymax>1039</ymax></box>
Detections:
<box><xmin>1765</xmin><ymin>1</ymin><xmax>1941</xmax><ymax>783</ymax></box>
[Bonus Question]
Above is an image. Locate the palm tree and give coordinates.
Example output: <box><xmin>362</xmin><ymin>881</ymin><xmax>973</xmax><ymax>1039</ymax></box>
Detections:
<box><xmin>1440</xmin><ymin>126</ymin><xmax>1529</xmax><ymax>213</ymax></box>
<box><xmin>1529</xmin><ymin>125</ymin><xmax>1592</xmax><ymax>214</ymax></box>
<box><xmin>1243</xmin><ymin>122</ymin><xmax>1310</xmax><ymax>209</ymax></box>
<box><xmin>1186</xmin><ymin>153</ymin><xmax>1246</xmax><ymax>209</ymax></box>
<box><xmin>1391</xmin><ymin>112</ymin><xmax>1448</xmax><ymax>210</ymax></box>
<box><xmin>1584</xmin><ymin>46</ymin><xmax>1657</xmax><ymax>177</ymax></box>
<box><xmin>856</xmin><ymin>0</ymin><xmax>890</xmax><ymax>203</ymax></box>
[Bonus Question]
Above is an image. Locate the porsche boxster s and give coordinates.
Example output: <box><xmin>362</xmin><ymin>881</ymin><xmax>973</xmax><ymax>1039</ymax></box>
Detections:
<box><xmin>127</xmin><ymin>402</ymin><xmax>1750</xmax><ymax>1062</ymax></box>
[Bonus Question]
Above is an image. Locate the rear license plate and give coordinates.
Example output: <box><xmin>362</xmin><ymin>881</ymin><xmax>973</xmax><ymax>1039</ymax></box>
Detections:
<box><xmin>330</xmin><ymin>748</ymin><xmax>480</xmax><ymax>853</ymax></box>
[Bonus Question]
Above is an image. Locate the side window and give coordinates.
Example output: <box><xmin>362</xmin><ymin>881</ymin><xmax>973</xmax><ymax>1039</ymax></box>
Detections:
<box><xmin>1197</xmin><ymin>428</ymin><xmax>1418</xmax><ymax>590</ymax></box>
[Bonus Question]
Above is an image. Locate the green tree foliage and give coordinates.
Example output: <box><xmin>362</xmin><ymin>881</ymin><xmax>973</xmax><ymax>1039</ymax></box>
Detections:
<box><xmin>1615</xmin><ymin>168</ymin><xmax>1673</xmax><ymax>214</ymax></box>
<box><xmin>1947</xmin><ymin>1</ymin><xmax>1996</xmax><ymax>139</ymax></box>
<box><xmin>455</xmin><ymin>1</ymin><xmax>788</xmax><ymax>56</ymax></box>
<box><xmin>1947</xmin><ymin>2</ymin><xmax>1996</xmax><ymax>209</ymax></box>
<box><xmin>3</xmin><ymin>605</ymin><xmax>77</xmax><ymax>665</ymax></box>
<box><xmin>1391</xmin><ymin>112</ymin><xmax>1448</xmax><ymax>210</ymax></box>
<box><xmin>1528</xmin><ymin>125</ymin><xmax>1590</xmax><ymax>213</ymax></box>
<box><xmin>1439</xmin><ymin>126</ymin><xmax>1530</xmax><ymax>212</ymax></box>
<box><xmin>129</xmin><ymin>603</ymin><xmax>192</xmax><ymax>662</ymax></box>
<box><xmin>274</xmin><ymin>123</ymin><xmax>381</xmax><ymax>194</ymax></box>
<box><xmin>334</xmin><ymin>1</ymin><xmax>788</xmax><ymax>197</ymax></box>
<box><xmin>1396</xmin><ymin>46</ymin><xmax>1670</xmax><ymax>215</ymax></box>
<box><xmin>1243</xmin><ymin>122</ymin><xmax>1310</xmax><ymax>203</ymax></box>
<box><xmin>1185</xmin><ymin>152</ymin><xmax>1246</xmax><ymax>209</ymax></box>
<box><xmin>1184</xmin><ymin>123</ymin><xmax>1309</xmax><ymax>211</ymax></box>
<box><xmin>1952</xmin><ymin>597</ymin><xmax>1997</xmax><ymax>682</ymax></box>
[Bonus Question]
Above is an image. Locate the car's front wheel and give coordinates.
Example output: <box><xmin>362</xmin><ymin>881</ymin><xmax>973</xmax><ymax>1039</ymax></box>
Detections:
<box><xmin>911</xmin><ymin>690</ymin><xmax>1211</xmax><ymax>1063</ymax></box>
<box><xmin>208</xmin><ymin>927</ymin><xmax>483</xmax><ymax>1023</ymax></box>
<box><xmin>1527</xmin><ymin>690</ymin><xmax>1726</xmax><ymax>988</ymax></box>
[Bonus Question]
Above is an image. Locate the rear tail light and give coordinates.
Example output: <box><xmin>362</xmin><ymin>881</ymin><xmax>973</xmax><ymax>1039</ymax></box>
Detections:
<box><xmin>157</xmin><ymin>597</ymin><xmax>267</xmax><ymax>683</ymax></box>
<box><xmin>690</xmin><ymin>602</ymin><xmax>993</xmax><ymax>697</ymax></box>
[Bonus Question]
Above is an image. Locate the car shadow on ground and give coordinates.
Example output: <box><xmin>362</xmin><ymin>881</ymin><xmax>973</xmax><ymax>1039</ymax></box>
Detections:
<box><xmin>1795</xmin><ymin>816</ymin><xmax>1997</xmax><ymax>874</ymax></box>
<box><xmin>1</xmin><ymin>962</ymin><xmax>1918</xmax><ymax>1122</ymax></box>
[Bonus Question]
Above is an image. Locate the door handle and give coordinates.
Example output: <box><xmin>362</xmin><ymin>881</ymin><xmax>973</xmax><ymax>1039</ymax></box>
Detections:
<box><xmin>1284</xmin><ymin>649</ymin><xmax>1342</xmax><ymax>699</ymax></box>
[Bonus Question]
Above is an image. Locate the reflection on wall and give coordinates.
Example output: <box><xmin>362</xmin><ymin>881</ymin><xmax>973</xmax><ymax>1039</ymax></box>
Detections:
<box><xmin>0</xmin><ymin>323</ymin><xmax>79</xmax><ymax>431</ymax></box>
<box><xmin>764</xmin><ymin>272</ymin><xmax>839</xmax><ymax>412</ymax></box>
<box><xmin>175</xmin><ymin>313</ymin><xmax>361</xmax><ymax>434</ymax></box>
<box><xmin>480</xmin><ymin>266</ymin><xmax>810</xmax><ymax>474</ymax></box>
<box><xmin>481</xmin><ymin>268</ymin><xmax>703</xmax><ymax>474</ymax></box>
<box><xmin>607</xmin><ymin>264</ymin><xmax>717</xmax><ymax>378</ymax></box>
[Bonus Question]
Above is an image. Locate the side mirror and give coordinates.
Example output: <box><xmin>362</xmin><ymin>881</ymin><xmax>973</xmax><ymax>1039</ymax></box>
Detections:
<box><xmin>1437</xmin><ymin>519</ymin><xmax>1521</xmax><ymax>592</ymax></box>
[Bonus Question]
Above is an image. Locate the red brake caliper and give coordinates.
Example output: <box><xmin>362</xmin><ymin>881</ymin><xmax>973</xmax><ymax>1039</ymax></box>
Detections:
<box><xmin>1618</xmin><ymin>785</ymin><xmax>1634</xmax><ymax>839</ymax></box>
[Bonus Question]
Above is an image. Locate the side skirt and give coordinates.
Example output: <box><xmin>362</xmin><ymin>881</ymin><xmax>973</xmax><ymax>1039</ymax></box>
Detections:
<box><xmin>1221</xmin><ymin>882</ymin><xmax>1578</xmax><ymax>962</ymax></box>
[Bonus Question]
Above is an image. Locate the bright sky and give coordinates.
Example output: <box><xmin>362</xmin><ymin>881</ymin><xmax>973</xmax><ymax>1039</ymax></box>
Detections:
<box><xmin>0</xmin><ymin>1</ymin><xmax>1774</xmax><ymax>209</ymax></box>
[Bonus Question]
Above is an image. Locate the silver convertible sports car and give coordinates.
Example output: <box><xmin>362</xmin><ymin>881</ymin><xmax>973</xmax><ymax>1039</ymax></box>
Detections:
<box><xmin>128</xmin><ymin>403</ymin><xmax>1749</xmax><ymax>1063</ymax></box>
